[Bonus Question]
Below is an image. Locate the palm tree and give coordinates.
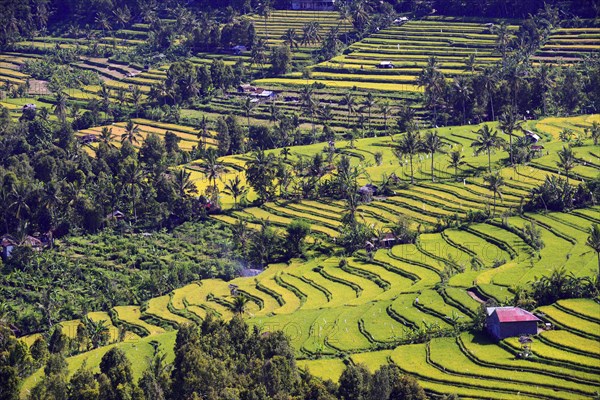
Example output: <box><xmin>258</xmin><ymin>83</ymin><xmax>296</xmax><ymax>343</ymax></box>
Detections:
<box><xmin>268</xmin><ymin>102</ymin><xmax>280</xmax><ymax>125</ymax></box>
<box><xmin>341</xmin><ymin>92</ymin><xmax>355</xmax><ymax>128</ymax></box>
<box><xmin>447</xmin><ymin>149</ymin><xmax>466</xmax><ymax>181</ymax></box>
<box><xmin>416</xmin><ymin>56</ymin><xmax>444</xmax><ymax>124</ymax></box>
<box><xmin>200</xmin><ymin>149</ymin><xmax>225</xmax><ymax>196</ymax></box>
<box><xmin>378</xmin><ymin>101</ymin><xmax>392</xmax><ymax>136</ymax></box>
<box><xmin>318</xmin><ymin>104</ymin><xmax>333</xmax><ymax>125</ymax></box>
<box><xmin>281</xmin><ymin>28</ymin><xmax>299</xmax><ymax>50</ymax></box>
<box><xmin>586</xmin><ymin>224</ymin><xmax>600</xmax><ymax>274</ymax></box>
<box><xmin>471</xmin><ymin>125</ymin><xmax>506</xmax><ymax>172</ymax></box>
<box><xmin>197</xmin><ymin>116</ymin><xmax>209</xmax><ymax>151</ymax></box>
<box><xmin>122</xmin><ymin>162</ymin><xmax>145</xmax><ymax>220</ymax></box>
<box><xmin>53</xmin><ymin>91</ymin><xmax>68</xmax><ymax>124</ymax></box>
<box><xmin>587</xmin><ymin>122</ymin><xmax>600</xmax><ymax>146</ymax></box>
<box><xmin>251</xmin><ymin>38</ymin><xmax>268</xmax><ymax>68</ymax></box>
<box><xmin>363</xmin><ymin>93</ymin><xmax>375</xmax><ymax>132</ymax></box>
<box><xmin>173</xmin><ymin>169</ymin><xmax>197</xmax><ymax>198</ymax></box>
<box><xmin>465</xmin><ymin>53</ymin><xmax>476</xmax><ymax>72</ymax></box>
<box><xmin>99</xmin><ymin>127</ymin><xmax>114</xmax><ymax>147</ymax></box>
<box><xmin>257</xmin><ymin>0</ymin><xmax>272</xmax><ymax>41</ymax></box>
<box><xmin>481</xmin><ymin>67</ymin><xmax>498</xmax><ymax>121</ymax></box>
<box><xmin>557</xmin><ymin>146</ymin><xmax>576</xmax><ymax>183</ymax></box>
<box><xmin>350</xmin><ymin>0</ymin><xmax>371</xmax><ymax>35</ymax></box>
<box><xmin>98</xmin><ymin>84</ymin><xmax>112</xmax><ymax>121</ymax></box>
<box><xmin>82</xmin><ymin>317</ymin><xmax>110</xmax><ymax>349</ymax></box>
<box><xmin>245</xmin><ymin>150</ymin><xmax>275</xmax><ymax>202</ymax></box>
<box><xmin>493</xmin><ymin>22</ymin><xmax>510</xmax><ymax>70</ymax></box>
<box><xmin>121</xmin><ymin>121</ymin><xmax>142</xmax><ymax>145</ymax></box>
<box><xmin>537</xmin><ymin>62</ymin><xmax>554</xmax><ymax>116</ymax></box>
<box><xmin>300</xmin><ymin>86</ymin><xmax>317</xmax><ymax>138</ymax></box>
<box><xmin>301</xmin><ymin>21</ymin><xmax>322</xmax><ymax>46</ymax></box>
<box><xmin>9</xmin><ymin>181</ymin><xmax>31</xmax><ymax>220</ymax></box>
<box><xmin>231</xmin><ymin>295</ymin><xmax>249</xmax><ymax>315</ymax></box>
<box><xmin>113</xmin><ymin>6</ymin><xmax>131</xmax><ymax>29</ymax></box>
<box><xmin>130</xmin><ymin>85</ymin><xmax>142</xmax><ymax>117</ymax></box>
<box><xmin>499</xmin><ymin>107</ymin><xmax>524</xmax><ymax>166</ymax></box>
<box><xmin>224</xmin><ymin>176</ymin><xmax>247</xmax><ymax>209</ymax></box>
<box><xmin>95</xmin><ymin>12</ymin><xmax>112</xmax><ymax>35</ymax></box>
<box><xmin>280</xmin><ymin>147</ymin><xmax>291</xmax><ymax>161</ymax></box>
<box><xmin>241</xmin><ymin>97</ymin><xmax>256</xmax><ymax>137</ymax></box>
<box><xmin>453</xmin><ymin>76</ymin><xmax>471</xmax><ymax>125</ymax></box>
<box><xmin>423</xmin><ymin>131</ymin><xmax>447</xmax><ymax>182</ymax></box>
<box><xmin>393</xmin><ymin>129</ymin><xmax>424</xmax><ymax>184</ymax></box>
<box><xmin>484</xmin><ymin>172</ymin><xmax>504</xmax><ymax>216</ymax></box>
<box><xmin>336</xmin><ymin>0</ymin><xmax>351</xmax><ymax>44</ymax></box>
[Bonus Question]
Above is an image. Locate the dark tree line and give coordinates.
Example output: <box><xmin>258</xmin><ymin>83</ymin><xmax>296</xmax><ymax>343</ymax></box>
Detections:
<box><xmin>0</xmin><ymin>317</ymin><xmax>428</xmax><ymax>400</ymax></box>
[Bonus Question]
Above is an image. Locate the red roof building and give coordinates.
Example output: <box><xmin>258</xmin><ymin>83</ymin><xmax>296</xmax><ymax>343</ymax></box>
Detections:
<box><xmin>485</xmin><ymin>307</ymin><xmax>540</xmax><ymax>340</ymax></box>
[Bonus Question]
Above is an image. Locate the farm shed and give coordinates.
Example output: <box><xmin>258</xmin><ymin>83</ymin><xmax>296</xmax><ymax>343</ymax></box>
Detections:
<box><xmin>485</xmin><ymin>307</ymin><xmax>540</xmax><ymax>340</ymax></box>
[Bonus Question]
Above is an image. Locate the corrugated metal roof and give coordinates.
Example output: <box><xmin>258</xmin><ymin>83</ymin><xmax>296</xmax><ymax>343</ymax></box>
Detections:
<box><xmin>492</xmin><ymin>307</ymin><xmax>540</xmax><ymax>323</ymax></box>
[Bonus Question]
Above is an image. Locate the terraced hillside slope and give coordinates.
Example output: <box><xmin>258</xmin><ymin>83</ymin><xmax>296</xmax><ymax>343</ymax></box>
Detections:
<box><xmin>20</xmin><ymin>114</ymin><xmax>600</xmax><ymax>398</ymax></box>
<box><xmin>255</xmin><ymin>17</ymin><xmax>519</xmax><ymax>91</ymax></box>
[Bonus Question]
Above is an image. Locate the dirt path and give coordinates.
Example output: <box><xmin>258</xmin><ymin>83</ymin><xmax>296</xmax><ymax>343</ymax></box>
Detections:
<box><xmin>467</xmin><ymin>288</ymin><xmax>487</xmax><ymax>304</ymax></box>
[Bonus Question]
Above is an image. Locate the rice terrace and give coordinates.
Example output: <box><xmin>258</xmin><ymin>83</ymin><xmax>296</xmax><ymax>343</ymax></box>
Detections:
<box><xmin>0</xmin><ymin>1</ymin><xmax>599</xmax><ymax>399</ymax></box>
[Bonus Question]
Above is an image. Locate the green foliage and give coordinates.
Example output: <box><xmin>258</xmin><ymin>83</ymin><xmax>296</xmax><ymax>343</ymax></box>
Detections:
<box><xmin>0</xmin><ymin>222</ymin><xmax>241</xmax><ymax>334</ymax></box>
<box><xmin>271</xmin><ymin>45</ymin><xmax>292</xmax><ymax>75</ymax></box>
<box><xmin>285</xmin><ymin>219</ymin><xmax>311</xmax><ymax>258</ymax></box>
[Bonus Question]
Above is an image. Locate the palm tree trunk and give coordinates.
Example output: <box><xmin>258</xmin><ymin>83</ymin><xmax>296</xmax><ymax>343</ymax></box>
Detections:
<box><xmin>431</xmin><ymin>153</ymin><xmax>435</xmax><ymax>182</ymax></box>
<box><xmin>489</xmin><ymin>90</ymin><xmax>495</xmax><ymax>121</ymax></box>
<box><xmin>247</xmin><ymin>114</ymin><xmax>251</xmax><ymax>138</ymax></box>
<box><xmin>488</xmin><ymin>149</ymin><xmax>492</xmax><ymax>172</ymax></box>
<box><xmin>509</xmin><ymin>134</ymin><xmax>513</xmax><ymax>165</ymax></box>
<box><xmin>493</xmin><ymin>192</ymin><xmax>496</xmax><ymax>216</ymax></box>
<box><xmin>542</xmin><ymin>90</ymin><xmax>547</xmax><ymax>116</ymax></box>
<box><xmin>410</xmin><ymin>154</ymin><xmax>414</xmax><ymax>184</ymax></box>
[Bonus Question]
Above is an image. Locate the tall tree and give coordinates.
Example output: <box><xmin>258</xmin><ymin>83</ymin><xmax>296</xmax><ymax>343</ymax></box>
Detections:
<box><xmin>484</xmin><ymin>172</ymin><xmax>505</xmax><ymax>215</ymax></box>
<box><xmin>498</xmin><ymin>106</ymin><xmax>524</xmax><ymax>166</ymax></box>
<box><xmin>341</xmin><ymin>92</ymin><xmax>356</xmax><ymax>128</ymax></box>
<box><xmin>557</xmin><ymin>146</ymin><xmax>576</xmax><ymax>183</ymax></box>
<box><xmin>200</xmin><ymin>149</ymin><xmax>225</xmax><ymax>199</ymax></box>
<box><xmin>453</xmin><ymin>76</ymin><xmax>471</xmax><ymax>125</ymax></box>
<box><xmin>378</xmin><ymin>101</ymin><xmax>392</xmax><ymax>136</ymax></box>
<box><xmin>481</xmin><ymin>67</ymin><xmax>498</xmax><ymax>121</ymax></box>
<box><xmin>245</xmin><ymin>150</ymin><xmax>275</xmax><ymax>203</ymax></box>
<box><xmin>471</xmin><ymin>125</ymin><xmax>506</xmax><ymax>172</ymax></box>
<box><xmin>393</xmin><ymin>129</ymin><xmax>424</xmax><ymax>184</ymax></box>
<box><xmin>121</xmin><ymin>121</ymin><xmax>142</xmax><ymax>145</ymax></box>
<box><xmin>281</xmin><ymin>28</ymin><xmax>299</xmax><ymax>50</ymax></box>
<box><xmin>586</xmin><ymin>224</ymin><xmax>600</xmax><ymax>274</ymax></box>
<box><xmin>224</xmin><ymin>176</ymin><xmax>247</xmax><ymax>209</ymax></box>
<box><xmin>447</xmin><ymin>149</ymin><xmax>466</xmax><ymax>181</ymax></box>
<box><xmin>257</xmin><ymin>0</ymin><xmax>272</xmax><ymax>41</ymax></box>
<box><xmin>53</xmin><ymin>91</ymin><xmax>68</xmax><ymax>124</ymax></box>
<box><xmin>121</xmin><ymin>161</ymin><xmax>145</xmax><ymax>220</ymax></box>
<box><xmin>241</xmin><ymin>97</ymin><xmax>256</xmax><ymax>139</ymax></box>
<box><xmin>363</xmin><ymin>93</ymin><xmax>375</xmax><ymax>132</ymax></box>
<box><xmin>493</xmin><ymin>22</ymin><xmax>510</xmax><ymax>70</ymax></box>
<box><xmin>423</xmin><ymin>131</ymin><xmax>446</xmax><ymax>182</ymax></box>
<box><xmin>536</xmin><ymin>62</ymin><xmax>554</xmax><ymax>116</ymax></box>
<box><xmin>300</xmin><ymin>86</ymin><xmax>317</xmax><ymax>140</ymax></box>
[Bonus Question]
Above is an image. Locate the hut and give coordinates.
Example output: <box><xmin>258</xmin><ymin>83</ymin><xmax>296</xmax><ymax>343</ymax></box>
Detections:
<box><xmin>485</xmin><ymin>307</ymin><xmax>540</xmax><ymax>340</ymax></box>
